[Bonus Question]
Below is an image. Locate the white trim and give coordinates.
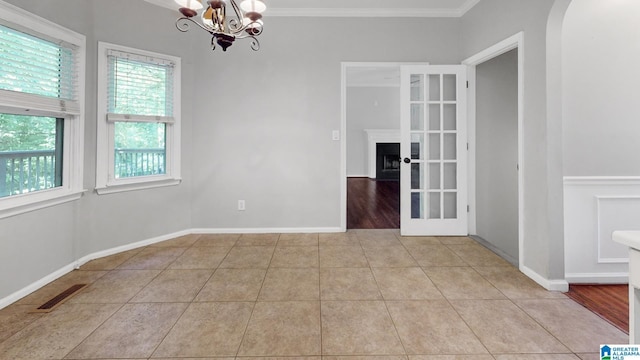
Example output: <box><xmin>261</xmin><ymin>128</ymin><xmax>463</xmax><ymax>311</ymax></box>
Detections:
<box><xmin>0</xmin><ymin>225</ymin><xmax>346</xmax><ymax>310</ymax></box>
<box><xmin>565</xmin><ymin>272</ymin><xmax>629</xmax><ymax>284</ymax></box>
<box><xmin>144</xmin><ymin>0</ymin><xmax>481</xmax><ymax>18</ymax></box>
<box><xmin>0</xmin><ymin>228</ymin><xmax>192</xmax><ymax>310</ymax></box>
<box><xmin>364</xmin><ymin>129</ymin><xmax>400</xmax><ymax>179</ymax></box>
<box><xmin>347</xmin><ymin>83</ymin><xmax>400</xmax><ymax>88</ymax></box>
<box><xmin>347</xmin><ymin>174</ymin><xmax>369</xmax><ymax>178</ymax></box>
<box><xmin>0</xmin><ymin>190</ymin><xmax>86</xmax><ymax>219</ymax></box>
<box><xmin>74</xmin><ymin>229</ymin><xmax>193</xmax><ymax>268</ymax></box>
<box><xmin>462</xmin><ymin>31</ymin><xmax>525</xmax><ymax>269</ymax></box>
<box><xmin>521</xmin><ymin>265</ymin><xmax>569</xmax><ymax>292</ymax></box>
<box><xmin>95</xmin><ymin>178</ymin><xmax>181</xmax><ymax>195</ymax></box>
<box><xmin>192</xmin><ymin>227</ymin><xmax>343</xmax><ymax>234</ymax></box>
<box><xmin>0</xmin><ymin>1</ymin><xmax>85</xmax><ymax>46</ymax></box>
<box><xmin>596</xmin><ymin>196</ymin><xmax>640</xmax><ymax>264</ymax></box>
<box><xmin>0</xmin><ymin>0</ymin><xmax>86</xmax><ymax>219</ymax></box>
<box><xmin>564</xmin><ymin>176</ymin><xmax>640</xmax><ymax>186</ymax></box>
<box><xmin>0</xmin><ymin>262</ymin><xmax>77</xmax><ymax>310</ymax></box>
<box><xmin>267</xmin><ymin>7</ymin><xmax>467</xmax><ymax>18</ymax></box>
<box><xmin>96</xmin><ymin>42</ymin><xmax>182</xmax><ymax>193</ymax></box>
<box><xmin>341</xmin><ymin>62</ymin><xmax>428</xmax><ymax>232</ymax></box>
<box><xmin>106</xmin><ymin>113</ymin><xmax>175</xmax><ymax>124</ymax></box>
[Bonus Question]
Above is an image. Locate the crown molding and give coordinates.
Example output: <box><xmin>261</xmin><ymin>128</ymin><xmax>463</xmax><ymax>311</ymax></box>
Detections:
<box><xmin>143</xmin><ymin>0</ymin><xmax>176</xmax><ymax>11</ymax></box>
<box><xmin>144</xmin><ymin>0</ymin><xmax>482</xmax><ymax>18</ymax></box>
<box><xmin>266</xmin><ymin>8</ymin><xmax>457</xmax><ymax>18</ymax></box>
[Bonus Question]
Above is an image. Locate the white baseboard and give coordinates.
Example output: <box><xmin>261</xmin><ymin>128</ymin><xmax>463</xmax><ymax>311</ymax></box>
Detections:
<box><xmin>565</xmin><ymin>272</ymin><xmax>629</xmax><ymax>284</ymax></box>
<box><xmin>74</xmin><ymin>229</ymin><xmax>193</xmax><ymax>268</ymax></box>
<box><xmin>191</xmin><ymin>227</ymin><xmax>343</xmax><ymax>234</ymax></box>
<box><xmin>0</xmin><ymin>229</ymin><xmax>192</xmax><ymax>310</ymax></box>
<box><xmin>347</xmin><ymin>174</ymin><xmax>369</xmax><ymax>178</ymax></box>
<box><xmin>0</xmin><ymin>227</ymin><xmax>345</xmax><ymax>310</ymax></box>
<box><xmin>520</xmin><ymin>265</ymin><xmax>569</xmax><ymax>292</ymax></box>
<box><xmin>0</xmin><ymin>262</ymin><xmax>77</xmax><ymax>310</ymax></box>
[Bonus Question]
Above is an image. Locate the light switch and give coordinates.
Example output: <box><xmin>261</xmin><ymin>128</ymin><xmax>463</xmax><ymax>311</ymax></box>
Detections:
<box><xmin>332</xmin><ymin>130</ymin><xmax>340</xmax><ymax>141</ymax></box>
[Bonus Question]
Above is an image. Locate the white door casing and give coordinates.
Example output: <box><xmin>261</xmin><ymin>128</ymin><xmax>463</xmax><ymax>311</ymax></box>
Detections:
<box><xmin>400</xmin><ymin>65</ymin><xmax>468</xmax><ymax>235</ymax></box>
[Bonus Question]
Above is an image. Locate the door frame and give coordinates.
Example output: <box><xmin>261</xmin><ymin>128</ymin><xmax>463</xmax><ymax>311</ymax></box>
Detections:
<box><xmin>462</xmin><ymin>32</ymin><xmax>525</xmax><ymax>267</ymax></box>
<box><xmin>340</xmin><ymin>62</ymin><xmax>424</xmax><ymax>231</ymax></box>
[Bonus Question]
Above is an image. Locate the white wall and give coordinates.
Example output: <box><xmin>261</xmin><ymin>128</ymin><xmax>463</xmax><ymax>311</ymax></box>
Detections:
<box><xmin>347</xmin><ymin>86</ymin><xmax>400</xmax><ymax>177</ymax></box>
<box><xmin>562</xmin><ymin>0</ymin><xmax>640</xmax><ymax>282</ymax></box>
<box><xmin>475</xmin><ymin>48</ymin><xmax>519</xmax><ymax>263</ymax></box>
<box><xmin>0</xmin><ymin>0</ymin><xmax>194</xmax><ymax>301</ymax></box>
<box><xmin>562</xmin><ymin>0</ymin><xmax>640</xmax><ymax>177</ymax></box>
<box><xmin>189</xmin><ymin>17</ymin><xmax>461</xmax><ymax>230</ymax></box>
<box><xmin>460</xmin><ymin>0</ymin><xmax>567</xmax><ymax>288</ymax></box>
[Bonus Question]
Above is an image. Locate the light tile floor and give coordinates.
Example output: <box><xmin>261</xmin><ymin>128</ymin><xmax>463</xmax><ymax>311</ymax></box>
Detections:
<box><xmin>0</xmin><ymin>230</ymin><xmax>628</xmax><ymax>360</ymax></box>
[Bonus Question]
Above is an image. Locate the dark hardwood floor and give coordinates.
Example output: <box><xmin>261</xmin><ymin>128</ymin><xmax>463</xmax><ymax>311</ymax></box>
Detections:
<box><xmin>347</xmin><ymin>177</ymin><xmax>399</xmax><ymax>229</ymax></box>
<box><xmin>566</xmin><ymin>284</ymin><xmax>629</xmax><ymax>333</ymax></box>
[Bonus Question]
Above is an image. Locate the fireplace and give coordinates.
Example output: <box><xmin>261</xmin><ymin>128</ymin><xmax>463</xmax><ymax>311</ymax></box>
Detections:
<box><xmin>376</xmin><ymin>143</ymin><xmax>400</xmax><ymax>181</ymax></box>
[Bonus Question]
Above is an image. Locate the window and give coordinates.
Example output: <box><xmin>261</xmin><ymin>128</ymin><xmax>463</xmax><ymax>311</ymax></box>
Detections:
<box><xmin>96</xmin><ymin>42</ymin><xmax>181</xmax><ymax>194</ymax></box>
<box><xmin>0</xmin><ymin>2</ymin><xmax>85</xmax><ymax>218</ymax></box>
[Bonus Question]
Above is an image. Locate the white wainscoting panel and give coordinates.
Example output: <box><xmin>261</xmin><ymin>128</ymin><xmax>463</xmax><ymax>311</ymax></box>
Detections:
<box><xmin>564</xmin><ymin>177</ymin><xmax>640</xmax><ymax>283</ymax></box>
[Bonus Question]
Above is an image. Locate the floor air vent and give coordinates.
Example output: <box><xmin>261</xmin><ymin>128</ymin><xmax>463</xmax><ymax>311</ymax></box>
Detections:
<box><xmin>32</xmin><ymin>284</ymin><xmax>87</xmax><ymax>313</ymax></box>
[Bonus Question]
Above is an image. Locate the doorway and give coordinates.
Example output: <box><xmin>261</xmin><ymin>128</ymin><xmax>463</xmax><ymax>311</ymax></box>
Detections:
<box><xmin>475</xmin><ymin>49</ymin><xmax>519</xmax><ymax>264</ymax></box>
<box><xmin>463</xmin><ymin>32</ymin><xmax>524</xmax><ymax>267</ymax></box>
<box><xmin>342</xmin><ymin>64</ymin><xmax>402</xmax><ymax>229</ymax></box>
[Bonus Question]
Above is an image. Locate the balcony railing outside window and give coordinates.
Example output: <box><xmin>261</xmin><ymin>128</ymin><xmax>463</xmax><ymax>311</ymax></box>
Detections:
<box><xmin>0</xmin><ymin>150</ymin><xmax>57</xmax><ymax>197</ymax></box>
<box><xmin>1</xmin><ymin>148</ymin><xmax>165</xmax><ymax>197</ymax></box>
<box><xmin>115</xmin><ymin>148</ymin><xmax>165</xmax><ymax>179</ymax></box>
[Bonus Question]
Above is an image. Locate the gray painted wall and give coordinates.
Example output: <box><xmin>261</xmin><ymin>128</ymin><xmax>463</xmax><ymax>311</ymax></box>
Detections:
<box><xmin>476</xmin><ymin>49</ymin><xmax>519</xmax><ymax>262</ymax></box>
<box><xmin>188</xmin><ymin>17</ymin><xmax>461</xmax><ymax>229</ymax></box>
<box><xmin>562</xmin><ymin>0</ymin><xmax>640</xmax><ymax>176</ymax></box>
<box><xmin>347</xmin><ymin>86</ymin><xmax>400</xmax><ymax>177</ymax></box>
<box><xmin>0</xmin><ymin>0</ymin><xmax>194</xmax><ymax>300</ymax></box>
<box><xmin>460</xmin><ymin>0</ymin><xmax>565</xmax><ymax>281</ymax></box>
<box><xmin>0</xmin><ymin>0</ymin><xmax>581</xmax><ymax>300</ymax></box>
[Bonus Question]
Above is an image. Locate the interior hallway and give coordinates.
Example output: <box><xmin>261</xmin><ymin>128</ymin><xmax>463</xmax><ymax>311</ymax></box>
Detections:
<box><xmin>0</xmin><ymin>230</ymin><xmax>627</xmax><ymax>359</ymax></box>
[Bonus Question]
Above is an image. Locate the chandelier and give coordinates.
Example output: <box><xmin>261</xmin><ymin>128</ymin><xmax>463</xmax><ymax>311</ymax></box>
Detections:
<box><xmin>175</xmin><ymin>0</ymin><xmax>266</xmax><ymax>52</ymax></box>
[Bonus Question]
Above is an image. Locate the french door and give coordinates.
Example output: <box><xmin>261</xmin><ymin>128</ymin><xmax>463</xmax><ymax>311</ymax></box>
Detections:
<box><xmin>400</xmin><ymin>65</ymin><xmax>468</xmax><ymax>236</ymax></box>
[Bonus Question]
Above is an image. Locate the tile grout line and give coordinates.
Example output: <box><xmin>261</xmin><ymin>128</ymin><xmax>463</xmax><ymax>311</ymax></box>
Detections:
<box><xmin>510</xmin><ymin>297</ymin><xmax>579</xmax><ymax>356</ymax></box>
<box><xmin>234</xmin><ymin>234</ymin><xmax>278</xmax><ymax>357</ymax></box>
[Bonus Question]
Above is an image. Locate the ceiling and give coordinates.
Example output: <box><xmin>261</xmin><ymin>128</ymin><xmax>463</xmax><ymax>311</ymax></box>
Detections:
<box><xmin>144</xmin><ymin>0</ymin><xmax>481</xmax><ymax>17</ymax></box>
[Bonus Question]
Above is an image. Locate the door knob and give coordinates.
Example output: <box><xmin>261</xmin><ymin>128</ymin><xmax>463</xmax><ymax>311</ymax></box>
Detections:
<box><xmin>403</xmin><ymin>158</ymin><xmax>411</xmax><ymax>164</ymax></box>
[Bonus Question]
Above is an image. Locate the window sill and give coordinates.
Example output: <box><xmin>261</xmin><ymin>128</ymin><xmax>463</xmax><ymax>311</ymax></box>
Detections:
<box><xmin>0</xmin><ymin>189</ymin><xmax>87</xmax><ymax>219</ymax></box>
<box><xmin>95</xmin><ymin>178</ymin><xmax>181</xmax><ymax>195</ymax></box>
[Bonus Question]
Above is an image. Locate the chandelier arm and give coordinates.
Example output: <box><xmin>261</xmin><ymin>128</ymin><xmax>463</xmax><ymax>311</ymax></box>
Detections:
<box><xmin>227</xmin><ymin>0</ymin><xmax>245</xmax><ymax>32</ymax></box>
<box><xmin>176</xmin><ymin>17</ymin><xmax>214</xmax><ymax>34</ymax></box>
<box><xmin>248</xmin><ymin>36</ymin><xmax>260</xmax><ymax>51</ymax></box>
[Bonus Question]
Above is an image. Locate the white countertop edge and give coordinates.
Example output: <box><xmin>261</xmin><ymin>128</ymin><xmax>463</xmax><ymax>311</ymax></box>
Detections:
<box><xmin>613</xmin><ymin>231</ymin><xmax>640</xmax><ymax>250</ymax></box>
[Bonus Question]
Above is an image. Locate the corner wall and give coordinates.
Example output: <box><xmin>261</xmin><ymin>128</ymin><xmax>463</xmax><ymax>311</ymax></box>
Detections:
<box><xmin>460</xmin><ymin>0</ymin><xmax>566</xmax><ymax>287</ymax></box>
<box><xmin>0</xmin><ymin>0</ymin><xmax>194</xmax><ymax>301</ymax></box>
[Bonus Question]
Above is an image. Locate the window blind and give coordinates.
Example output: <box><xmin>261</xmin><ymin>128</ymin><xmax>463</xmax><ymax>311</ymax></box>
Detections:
<box><xmin>106</xmin><ymin>49</ymin><xmax>175</xmax><ymax>123</ymax></box>
<box><xmin>0</xmin><ymin>24</ymin><xmax>79</xmax><ymax>115</ymax></box>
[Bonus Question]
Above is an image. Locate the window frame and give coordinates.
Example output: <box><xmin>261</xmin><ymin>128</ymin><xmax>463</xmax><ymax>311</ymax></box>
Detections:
<box><xmin>95</xmin><ymin>42</ymin><xmax>182</xmax><ymax>194</ymax></box>
<box><xmin>0</xmin><ymin>1</ymin><xmax>86</xmax><ymax>219</ymax></box>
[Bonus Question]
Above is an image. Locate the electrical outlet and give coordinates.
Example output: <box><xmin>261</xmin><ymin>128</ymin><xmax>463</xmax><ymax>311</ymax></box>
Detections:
<box><xmin>238</xmin><ymin>200</ymin><xmax>245</xmax><ymax>211</ymax></box>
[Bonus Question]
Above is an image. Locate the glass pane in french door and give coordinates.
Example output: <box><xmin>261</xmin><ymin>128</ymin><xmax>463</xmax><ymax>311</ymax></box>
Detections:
<box><xmin>424</xmin><ymin>73</ymin><xmax>459</xmax><ymax>220</ymax></box>
<box><xmin>410</xmin><ymin>71</ymin><xmax>427</xmax><ymax>219</ymax></box>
